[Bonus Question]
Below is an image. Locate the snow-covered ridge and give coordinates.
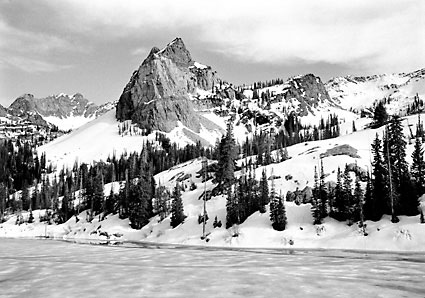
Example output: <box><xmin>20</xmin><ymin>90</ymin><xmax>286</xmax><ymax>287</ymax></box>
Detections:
<box><xmin>326</xmin><ymin>68</ymin><xmax>425</xmax><ymax>113</ymax></box>
<box><xmin>6</xmin><ymin>93</ymin><xmax>116</xmax><ymax>131</ymax></box>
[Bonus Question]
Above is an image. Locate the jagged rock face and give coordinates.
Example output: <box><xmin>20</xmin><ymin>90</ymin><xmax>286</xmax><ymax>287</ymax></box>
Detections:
<box><xmin>132</xmin><ymin>97</ymin><xmax>202</xmax><ymax>133</ymax></box>
<box><xmin>6</xmin><ymin>93</ymin><xmax>115</xmax><ymax>129</ymax></box>
<box><xmin>0</xmin><ymin>103</ymin><xmax>9</xmax><ymax>117</ymax></box>
<box><xmin>116</xmin><ymin>38</ymin><xmax>220</xmax><ymax>133</ymax></box>
<box><xmin>283</xmin><ymin>74</ymin><xmax>332</xmax><ymax>116</ymax></box>
<box><xmin>9</xmin><ymin>93</ymin><xmax>102</xmax><ymax>119</ymax></box>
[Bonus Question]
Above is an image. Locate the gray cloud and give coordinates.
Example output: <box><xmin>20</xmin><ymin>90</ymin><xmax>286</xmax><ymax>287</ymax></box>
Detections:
<box><xmin>0</xmin><ymin>0</ymin><xmax>423</xmax><ymax>106</ymax></box>
<box><xmin>20</xmin><ymin>0</ymin><xmax>423</xmax><ymax>73</ymax></box>
<box><xmin>0</xmin><ymin>56</ymin><xmax>73</xmax><ymax>73</ymax></box>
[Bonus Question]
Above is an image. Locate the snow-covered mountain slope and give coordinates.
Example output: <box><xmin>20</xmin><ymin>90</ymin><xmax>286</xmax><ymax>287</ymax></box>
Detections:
<box><xmin>39</xmin><ymin>110</ymin><xmax>146</xmax><ymax>169</ymax></box>
<box><xmin>38</xmin><ymin>109</ymin><xmax>225</xmax><ymax>170</ymax></box>
<box><xmin>6</xmin><ymin>114</ymin><xmax>425</xmax><ymax>251</ymax></box>
<box><xmin>8</xmin><ymin>93</ymin><xmax>115</xmax><ymax>130</ymax></box>
<box><xmin>326</xmin><ymin>69</ymin><xmax>425</xmax><ymax>114</ymax></box>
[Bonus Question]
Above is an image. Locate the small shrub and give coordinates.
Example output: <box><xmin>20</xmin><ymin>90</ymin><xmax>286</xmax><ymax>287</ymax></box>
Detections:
<box><xmin>198</xmin><ymin>213</ymin><xmax>209</xmax><ymax>224</ymax></box>
<box><xmin>213</xmin><ymin>216</ymin><xmax>222</xmax><ymax>228</ymax></box>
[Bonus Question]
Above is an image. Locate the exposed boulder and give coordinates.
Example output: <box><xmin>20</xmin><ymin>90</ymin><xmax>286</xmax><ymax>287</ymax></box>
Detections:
<box><xmin>320</xmin><ymin>144</ymin><xmax>361</xmax><ymax>159</ymax></box>
<box><xmin>286</xmin><ymin>186</ymin><xmax>313</xmax><ymax>205</ymax></box>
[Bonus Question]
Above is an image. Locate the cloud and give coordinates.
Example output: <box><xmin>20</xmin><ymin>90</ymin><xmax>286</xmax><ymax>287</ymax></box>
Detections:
<box><xmin>131</xmin><ymin>47</ymin><xmax>149</xmax><ymax>57</ymax></box>
<box><xmin>0</xmin><ymin>17</ymin><xmax>88</xmax><ymax>73</ymax></box>
<box><xmin>0</xmin><ymin>56</ymin><xmax>73</xmax><ymax>73</ymax></box>
<box><xmin>1</xmin><ymin>0</ymin><xmax>424</xmax><ymax>75</ymax></box>
<box><xmin>35</xmin><ymin>0</ymin><xmax>423</xmax><ymax>72</ymax></box>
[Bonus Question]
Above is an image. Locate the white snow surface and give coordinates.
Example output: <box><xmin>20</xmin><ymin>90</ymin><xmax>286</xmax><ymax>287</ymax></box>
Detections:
<box><xmin>43</xmin><ymin>115</ymin><xmax>96</xmax><ymax>131</ymax></box>
<box><xmin>38</xmin><ymin>110</ymin><xmax>151</xmax><ymax>169</ymax></box>
<box><xmin>6</xmin><ymin>113</ymin><xmax>425</xmax><ymax>251</ymax></box>
<box><xmin>326</xmin><ymin>72</ymin><xmax>425</xmax><ymax>113</ymax></box>
<box><xmin>194</xmin><ymin>61</ymin><xmax>207</xmax><ymax>69</ymax></box>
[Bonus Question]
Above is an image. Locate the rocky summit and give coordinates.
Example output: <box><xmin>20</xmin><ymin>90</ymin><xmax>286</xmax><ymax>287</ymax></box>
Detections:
<box><xmin>116</xmin><ymin>38</ymin><xmax>221</xmax><ymax>133</ymax></box>
<box><xmin>0</xmin><ymin>104</ymin><xmax>7</xmax><ymax>117</ymax></box>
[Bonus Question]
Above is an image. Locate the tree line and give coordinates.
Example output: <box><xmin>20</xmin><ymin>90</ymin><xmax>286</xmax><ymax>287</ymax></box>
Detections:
<box><xmin>310</xmin><ymin>114</ymin><xmax>425</xmax><ymax>233</ymax></box>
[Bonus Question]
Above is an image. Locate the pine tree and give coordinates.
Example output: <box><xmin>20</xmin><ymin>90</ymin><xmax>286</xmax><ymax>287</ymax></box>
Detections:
<box><xmin>51</xmin><ymin>177</ymin><xmax>59</xmax><ymax>220</ymax></box>
<box><xmin>21</xmin><ymin>181</ymin><xmax>30</xmax><ymax>211</ymax></box>
<box><xmin>363</xmin><ymin>173</ymin><xmax>374</xmax><ymax>220</ymax></box>
<box><xmin>311</xmin><ymin>166</ymin><xmax>322</xmax><ymax>224</ymax></box>
<box><xmin>342</xmin><ymin>165</ymin><xmax>353</xmax><ymax>223</ymax></box>
<box><xmin>128</xmin><ymin>179</ymin><xmax>150</xmax><ymax>229</ymax></box>
<box><xmin>154</xmin><ymin>184</ymin><xmax>171</xmax><ymax>221</ymax></box>
<box><xmin>216</xmin><ymin>120</ymin><xmax>237</xmax><ymax>192</ymax></box>
<box><xmin>319</xmin><ymin>160</ymin><xmax>328</xmax><ymax>218</ymax></box>
<box><xmin>269</xmin><ymin>177</ymin><xmax>286</xmax><ymax>230</ymax></box>
<box><xmin>0</xmin><ymin>182</ymin><xmax>7</xmax><ymax>223</ymax></box>
<box><xmin>118</xmin><ymin>169</ymin><xmax>130</xmax><ymax>219</ymax></box>
<box><xmin>170</xmin><ymin>183</ymin><xmax>186</xmax><ymax>228</ymax></box>
<box><xmin>352</xmin><ymin>174</ymin><xmax>363</xmax><ymax>224</ymax></box>
<box><xmin>373</xmin><ymin>101</ymin><xmax>388</xmax><ymax>128</ymax></box>
<box><xmin>92</xmin><ymin>167</ymin><xmax>105</xmax><ymax>216</ymax></box>
<box><xmin>226</xmin><ymin>184</ymin><xmax>238</xmax><ymax>228</ymax></box>
<box><xmin>270</xmin><ymin>196</ymin><xmax>287</xmax><ymax>231</ymax></box>
<box><xmin>386</xmin><ymin>117</ymin><xmax>417</xmax><ymax>216</ymax></box>
<box><xmin>370</xmin><ymin>134</ymin><xmax>387</xmax><ymax>220</ymax></box>
<box><xmin>331</xmin><ymin>167</ymin><xmax>345</xmax><ymax>220</ymax></box>
<box><xmin>411</xmin><ymin>137</ymin><xmax>425</xmax><ymax>195</ymax></box>
<box><xmin>259</xmin><ymin>169</ymin><xmax>269</xmax><ymax>213</ymax></box>
<box><xmin>60</xmin><ymin>180</ymin><xmax>70</xmax><ymax>223</ymax></box>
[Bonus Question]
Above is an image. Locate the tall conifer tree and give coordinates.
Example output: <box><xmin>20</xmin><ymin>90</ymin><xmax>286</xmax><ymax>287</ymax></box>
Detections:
<box><xmin>171</xmin><ymin>183</ymin><xmax>186</xmax><ymax>228</ymax></box>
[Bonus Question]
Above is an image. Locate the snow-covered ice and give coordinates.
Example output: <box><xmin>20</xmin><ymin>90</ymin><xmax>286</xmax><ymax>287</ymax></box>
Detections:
<box><xmin>1</xmin><ymin>238</ymin><xmax>424</xmax><ymax>298</ymax></box>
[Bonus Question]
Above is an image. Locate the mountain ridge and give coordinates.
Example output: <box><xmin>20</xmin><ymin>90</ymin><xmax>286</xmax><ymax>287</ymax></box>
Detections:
<box><xmin>6</xmin><ymin>93</ymin><xmax>115</xmax><ymax>130</ymax></box>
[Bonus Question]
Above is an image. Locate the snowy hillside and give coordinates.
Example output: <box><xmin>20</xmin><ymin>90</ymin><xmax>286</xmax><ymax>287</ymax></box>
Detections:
<box><xmin>6</xmin><ymin>111</ymin><xmax>425</xmax><ymax>251</ymax></box>
<box><xmin>38</xmin><ymin>109</ymin><xmax>226</xmax><ymax>170</ymax></box>
<box><xmin>326</xmin><ymin>69</ymin><xmax>425</xmax><ymax>114</ymax></box>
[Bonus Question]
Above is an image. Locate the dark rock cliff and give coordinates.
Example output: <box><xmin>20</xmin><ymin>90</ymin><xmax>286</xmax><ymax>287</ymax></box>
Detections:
<box><xmin>116</xmin><ymin>38</ymin><xmax>221</xmax><ymax>133</ymax></box>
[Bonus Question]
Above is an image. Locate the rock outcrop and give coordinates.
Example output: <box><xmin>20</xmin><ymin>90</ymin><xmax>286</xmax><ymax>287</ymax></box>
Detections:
<box><xmin>281</xmin><ymin>74</ymin><xmax>332</xmax><ymax>116</ymax></box>
<box><xmin>116</xmin><ymin>38</ymin><xmax>221</xmax><ymax>133</ymax></box>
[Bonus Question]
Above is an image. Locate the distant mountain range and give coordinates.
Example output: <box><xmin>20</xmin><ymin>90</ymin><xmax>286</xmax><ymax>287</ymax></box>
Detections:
<box><xmin>1</xmin><ymin>93</ymin><xmax>115</xmax><ymax>131</ymax></box>
<box><xmin>2</xmin><ymin>37</ymin><xmax>424</xmax><ymax>145</ymax></box>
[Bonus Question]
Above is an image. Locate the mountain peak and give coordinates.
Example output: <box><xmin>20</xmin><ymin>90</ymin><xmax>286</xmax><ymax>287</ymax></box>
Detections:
<box><xmin>116</xmin><ymin>38</ymin><xmax>220</xmax><ymax>134</ymax></box>
<box><xmin>157</xmin><ymin>37</ymin><xmax>193</xmax><ymax>67</ymax></box>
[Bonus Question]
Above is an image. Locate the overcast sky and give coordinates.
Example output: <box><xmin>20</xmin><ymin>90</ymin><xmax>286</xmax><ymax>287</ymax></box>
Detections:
<box><xmin>0</xmin><ymin>0</ymin><xmax>424</xmax><ymax>106</ymax></box>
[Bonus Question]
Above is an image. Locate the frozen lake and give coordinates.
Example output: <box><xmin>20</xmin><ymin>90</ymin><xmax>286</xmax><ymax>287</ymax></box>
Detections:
<box><xmin>0</xmin><ymin>238</ymin><xmax>425</xmax><ymax>298</ymax></box>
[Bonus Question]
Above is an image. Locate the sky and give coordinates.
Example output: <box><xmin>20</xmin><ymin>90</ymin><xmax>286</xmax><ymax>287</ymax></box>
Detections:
<box><xmin>0</xmin><ymin>0</ymin><xmax>424</xmax><ymax>107</ymax></box>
